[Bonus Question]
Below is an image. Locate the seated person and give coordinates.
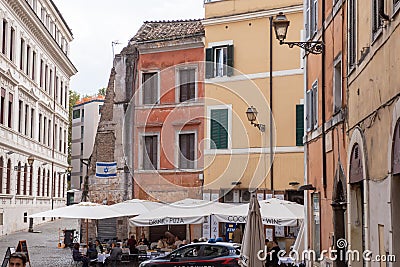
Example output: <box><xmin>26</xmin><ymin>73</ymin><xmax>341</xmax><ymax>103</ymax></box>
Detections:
<box><xmin>106</xmin><ymin>242</ymin><xmax>123</xmax><ymax>267</ymax></box>
<box><xmin>138</xmin><ymin>233</ymin><xmax>150</xmax><ymax>248</ymax></box>
<box><xmin>86</xmin><ymin>242</ymin><xmax>98</xmax><ymax>260</ymax></box>
<box><xmin>173</xmin><ymin>236</ymin><xmax>183</xmax><ymax>249</ymax></box>
<box><xmin>178</xmin><ymin>240</ymin><xmax>188</xmax><ymax>248</ymax></box>
<box><xmin>157</xmin><ymin>236</ymin><xmax>168</xmax><ymax>249</ymax></box>
<box><xmin>72</xmin><ymin>243</ymin><xmax>90</xmax><ymax>267</ymax></box>
<box><xmin>164</xmin><ymin>231</ymin><xmax>175</xmax><ymax>246</ymax></box>
<box><xmin>95</xmin><ymin>240</ymin><xmax>104</xmax><ymax>254</ymax></box>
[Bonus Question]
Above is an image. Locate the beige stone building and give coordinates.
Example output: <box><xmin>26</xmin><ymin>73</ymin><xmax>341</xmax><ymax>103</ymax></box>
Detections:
<box><xmin>203</xmin><ymin>0</ymin><xmax>304</xmax><ymax>246</ymax></box>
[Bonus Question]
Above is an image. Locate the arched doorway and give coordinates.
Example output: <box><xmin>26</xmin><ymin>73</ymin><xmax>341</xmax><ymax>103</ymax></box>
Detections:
<box><xmin>332</xmin><ymin>166</ymin><xmax>347</xmax><ymax>267</ymax></box>
<box><xmin>391</xmin><ymin>120</ymin><xmax>400</xmax><ymax>259</ymax></box>
<box><xmin>349</xmin><ymin>143</ymin><xmax>365</xmax><ymax>267</ymax></box>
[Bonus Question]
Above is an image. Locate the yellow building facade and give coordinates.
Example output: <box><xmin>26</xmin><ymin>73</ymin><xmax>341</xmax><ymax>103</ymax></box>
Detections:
<box><xmin>202</xmin><ymin>0</ymin><xmax>305</xmax><ymax>242</ymax></box>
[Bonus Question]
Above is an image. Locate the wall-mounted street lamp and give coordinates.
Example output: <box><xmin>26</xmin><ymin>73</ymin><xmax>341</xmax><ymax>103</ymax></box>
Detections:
<box><xmin>58</xmin><ymin>165</ymin><xmax>73</xmax><ymax>175</ymax></box>
<box><xmin>272</xmin><ymin>12</ymin><xmax>324</xmax><ymax>55</ymax></box>
<box><xmin>246</xmin><ymin>106</ymin><xmax>265</xmax><ymax>132</ymax></box>
<box><xmin>14</xmin><ymin>156</ymin><xmax>35</xmax><ymax>170</ymax></box>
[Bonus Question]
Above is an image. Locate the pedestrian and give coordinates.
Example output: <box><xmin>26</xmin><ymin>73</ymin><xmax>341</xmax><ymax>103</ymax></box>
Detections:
<box><xmin>106</xmin><ymin>242</ymin><xmax>122</xmax><ymax>267</ymax></box>
<box><xmin>232</xmin><ymin>227</ymin><xmax>243</xmax><ymax>243</ymax></box>
<box><xmin>268</xmin><ymin>240</ymin><xmax>280</xmax><ymax>267</ymax></box>
<box><xmin>95</xmin><ymin>239</ymin><xmax>104</xmax><ymax>254</ymax></box>
<box><xmin>8</xmin><ymin>252</ymin><xmax>27</xmax><ymax>267</ymax></box>
<box><xmin>264</xmin><ymin>239</ymin><xmax>270</xmax><ymax>267</ymax></box>
<box><xmin>127</xmin><ymin>235</ymin><xmax>138</xmax><ymax>254</ymax></box>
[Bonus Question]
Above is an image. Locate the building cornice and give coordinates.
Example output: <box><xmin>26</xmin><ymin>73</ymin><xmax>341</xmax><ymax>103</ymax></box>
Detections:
<box><xmin>5</xmin><ymin>0</ymin><xmax>77</xmax><ymax>76</ymax></box>
<box><xmin>202</xmin><ymin>5</ymin><xmax>303</xmax><ymax>26</ymax></box>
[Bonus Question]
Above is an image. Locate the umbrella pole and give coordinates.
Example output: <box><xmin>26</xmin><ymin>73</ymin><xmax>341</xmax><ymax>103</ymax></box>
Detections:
<box><xmin>86</xmin><ymin>219</ymin><xmax>89</xmax><ymax>248</ymax></box>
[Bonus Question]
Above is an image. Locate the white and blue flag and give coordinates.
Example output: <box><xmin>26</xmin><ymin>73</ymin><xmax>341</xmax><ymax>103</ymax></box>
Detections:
<box><xmin>96</xmin><ymin>162</ymin><xmax>117</xmax><ymax>178</ymax></box>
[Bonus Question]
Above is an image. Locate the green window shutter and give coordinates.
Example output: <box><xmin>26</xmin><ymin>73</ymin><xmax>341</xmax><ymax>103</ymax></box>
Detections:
<box><xmin>296</xmin><ymin>104</ymin><xmax>304</xmax><ymax>146</ymax></box>
<box><xmin>210</xmin><ymin>109</ymin><xmax>228</xmax><ymax>149</ymax></box>
<box><xmin>205</xmin><ymin>48</ymin><xmax>214</xmax><ymax>79</ymax></box>
<box><xmin>227</xmin><ymin>45</ymin><xmax>234</xmax><ymax>77</ymax></box>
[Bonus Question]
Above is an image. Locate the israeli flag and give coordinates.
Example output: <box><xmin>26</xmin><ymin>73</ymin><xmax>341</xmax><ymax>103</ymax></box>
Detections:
<box><xmin>96</xmin><ymin>162</ymin><xmax>117</xmax><ymax>178</ymax></box>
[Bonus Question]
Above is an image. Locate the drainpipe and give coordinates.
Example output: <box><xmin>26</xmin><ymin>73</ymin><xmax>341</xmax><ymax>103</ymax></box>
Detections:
<box><xmin>321</xmin><ymin>0</ymin><xmax>327</xmax><ymax>198</ymax></box>
<box><xmin>269</xmin><ymin>16</ymin><xmax>274</xmax><ymax>192</ymax></box>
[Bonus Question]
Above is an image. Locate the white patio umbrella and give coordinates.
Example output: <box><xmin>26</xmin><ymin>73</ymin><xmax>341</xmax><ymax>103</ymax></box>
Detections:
<box><xmin>239</xmin><ymin>194</ymin><xmax>265</xmax><ymax>267</ymax></box>
<box><xmin>130</xmin><ymin>198</ymin><xmax>234</xmax><ymax>226</ymax></box>
<box><xmin>214</xmin><ymin>198</ymin><xmax>304</xmax><ymax>226</ymax></box>
<box><xmin>30</xmin><ymin>202</ymin><xmax>125</xmax><ymax>247</ymax></box>
<box><xmin>109</xmin><ymin>199</ymin><xmax>164</xmax><ymax>217</ymax></box>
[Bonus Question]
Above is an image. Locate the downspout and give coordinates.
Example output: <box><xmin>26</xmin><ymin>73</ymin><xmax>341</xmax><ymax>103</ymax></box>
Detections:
<box><xmin>269</xmin><ymin>16</ymin><xmax>274</xmax><ymax>192</ymax></box>
<box><xmin>321</xmin><ymin>0</ymin><xmax>327</xmax><ymax>198</ymax></box>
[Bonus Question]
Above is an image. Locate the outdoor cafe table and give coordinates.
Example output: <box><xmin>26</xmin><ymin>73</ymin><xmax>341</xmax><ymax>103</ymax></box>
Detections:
<box><xmin>97</xmin><ymin>253</ymin><xmax>110</xmax><ymax>264</ymax></box>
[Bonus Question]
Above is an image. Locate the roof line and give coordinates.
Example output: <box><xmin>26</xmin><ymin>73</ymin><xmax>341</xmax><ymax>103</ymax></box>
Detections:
<box><xmin>49</xmin><ymin>0</ymin><xmax>73</xmax><ymax>37</ymax></box>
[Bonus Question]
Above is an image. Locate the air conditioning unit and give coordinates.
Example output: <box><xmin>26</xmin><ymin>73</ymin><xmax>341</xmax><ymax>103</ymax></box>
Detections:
<box><xmin>241</xmin><ymin>190</ymin><xmax>251</xmax><ymax>202</ymax></box>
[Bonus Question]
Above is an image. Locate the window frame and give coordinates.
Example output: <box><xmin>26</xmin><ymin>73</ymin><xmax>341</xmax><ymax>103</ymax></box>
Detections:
<box><xmin>176</xmin><ymin>130</ymin><xmax>197</xmax><ymax>170</ymax></box>
<box><xmin>140</xmin><ymin>70</ymin><xmax>160</xmax><ymax>105</ymax></box>
<box><xmin>371</xmin><ymin>0</ymin><xmax>384</xmax><ymax>41</ymax></box>
<box><xmin>207</xmin><ymin>105</ymin><xmax>232</xmax><ymax>150</ymax></box>
<box><xmin>348</xmin><ymin>0</ymin><xmax>357</xmax><ymax>72</ymax></box>
<box><xmin>176</xmin><ymin>65</ymin><xmax>198</xmax><ymax>103</ymax></box>
<box><xmin>206</xmin><ymin>40</ymin><xmax>234</xmax><ymax>79</ymax></box>
<box><xmin>333</xmin><ymin>55</ymin><xmax>342</xmax><ymax>114</ymax></box>
<box><xmin>139</xmin><ymin>132</ymin><xmax>160</xmax><ymax>171</ymax></box>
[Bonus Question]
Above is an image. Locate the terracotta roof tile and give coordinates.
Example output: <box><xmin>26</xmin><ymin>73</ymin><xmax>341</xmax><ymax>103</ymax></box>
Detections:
<box><xmin>131</xmin><ymin>19</ymin><xmax>204</xmax><ymax>44</ymax></box>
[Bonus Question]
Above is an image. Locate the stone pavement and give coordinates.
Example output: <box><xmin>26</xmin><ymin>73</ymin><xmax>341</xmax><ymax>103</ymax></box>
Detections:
<box><xmin>0</xmin><ymin>218</ymin><xmax>79</xmax><ymax>267</ymax></box>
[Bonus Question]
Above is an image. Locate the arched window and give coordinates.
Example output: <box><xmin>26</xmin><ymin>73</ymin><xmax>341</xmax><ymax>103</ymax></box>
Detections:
<box><xmin>23</xmin><ymin>163</ymin><xmax>27</xmax><ymax>195</ymax></box>
<box><xmin>42</xmin><ymin>168</ymin><xmax>45</xmax><ymax>197</ymax></box>
<box><xmin>16</xmin><ymin>162</ymin><xmax>21</xmax><ymax>195</ymax></box>
<box><xmin>0</xmin><ymin>157</ymin><xmax>3</xmax><ymax>194</ymax></box>
<box><xmin>58</xmin><ymin>173</ymin><xmax>61</xmax><ymax>197</ymax></box>
<box><xmin>393</xmin><ymin>120</ymin><xmax>400</xmax><ymax>175</ymax></box>
<box><xmin>37</xmin><ymin>167</ymin><xmax>41</xmax><ymax>196</ymax></box>
<box><xmin>29</xmin><ymin>165</ymin><xmax>33</xmax><ymax>195</ymax></box>
<box><xmin>6</xmin><ymin>159</ymin><xmax>11</xmax><ymax>194</ymax></box>
<box><xmin>47</xmin><ymin>170</ymin><xmax>50</xmax><ymax>197</ymax></box>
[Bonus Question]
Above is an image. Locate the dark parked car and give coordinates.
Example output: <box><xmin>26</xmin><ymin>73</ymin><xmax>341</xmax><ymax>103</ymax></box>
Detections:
<box><xmin>139</xmin><ymin>242</ymin><xmax>241</xmax><ymax>267</ymax></box>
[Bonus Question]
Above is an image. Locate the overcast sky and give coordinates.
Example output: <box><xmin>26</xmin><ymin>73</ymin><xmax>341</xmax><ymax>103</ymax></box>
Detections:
<box><xmin>52</xmin><ymin>0</ymin><xmax>205</xmax><ymax>96</ymax></box>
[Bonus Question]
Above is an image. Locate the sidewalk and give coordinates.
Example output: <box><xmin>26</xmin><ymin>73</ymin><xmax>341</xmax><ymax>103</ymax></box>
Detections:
<box><xmin>0</xmin><ymin>218</ymin><xmax>79</xmax><ymax>267</ymax></box>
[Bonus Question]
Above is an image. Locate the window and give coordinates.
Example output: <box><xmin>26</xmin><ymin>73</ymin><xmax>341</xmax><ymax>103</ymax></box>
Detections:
<box><xmin>372</xmin><ymin>0</ymin><xmax>384</xmax><ymax>37</ymax></box>
<box><xmin>6</xmin><ymin>159</ymin><xmax>11</xmax><ymax>194</ymax></box>
<box><xmin>40</xmin><ymin>59</ymin><xmax>43</xmax><ymax>87</ymax></box>
<box><xmin>210</xmin><ymin>108</ymin><xmax>228</xmax><ymax>149</ymax></box>
<box><xmin>179</xmin><ymin>133</ymin><xmax>195</xmax><ymax>169</ymax></box>
<box><xmin>42</xmin><ymin>168</ymin><xmax>45</xmax><ymax>196</ymax></box>
<box><xmin>20</xmin><ymin>39</ymin><xmax>25</xmax><ymax>70</ymax></box>
<box><xmin>9</xmin><ymin>27</ymin><xmax>15</xmax><ymax>61</ymax></box>
<box><xmin>64</xmin><ymin>129</ymin><xmax>67</xmax><ymax>153</ymax></box>
<box><xmin>38</xmin><ymin>113</ymin><xmax>42</xmax><ymax>142</ymax></box>
<box><xmin>30</xmin><ymin>108</ymin><xmax>34</xmax><ymax>138</ymax></box>
<box><xmin>43</xmin><ymin>117</ymin><xmax>47</xmax><ymax>145</ymax></box>
<box><xmin>32</xmin><ymin>51</ymin><xmax>36</xmax><ymax>81</ymax></box>
<box><xmin>81</xmin><ymin>109</ymin><xmax>84</xmax><ymax>118</ymax></box>
<box><xmin>26</xmin><ymin>45</ymin><xmax>31</xmax><ymax>75</ymax></box>
<box><xmin>29</xmin><ymin>165</ymin><xmax>33</xmax><ymax>195</ymax></box>
<box><xmin>0</xmin><ymin>157</ymin><xmax>3</xmax><ymax>194</ymax></box>
<box><xmin>179</xmin><ymin>68</ymin><xmax>196</xmax><ymax>102</ymax></box>
<box><xmin>348</xmin><ymin>0</ymin><xmax>356</xmax><ymax>69</ymax></box>
<box><xmin>333</xmin><ymin>59</ymin><xmax>342</xmax><ymax>113</ymax></box>
<box><xmin>72</xmin><ymin>109</ymin><xmax>80</xmax><ymax>119</ymax></box>
<box><xmin>23</xmin><ymin>163</ymin><xmax>27</xmax><ymax>195</ymax></box>
<box><xmin>18</xmin><ymin>100</ymin><xmax>23</xmax><ymax>133</ymax></box>
<box><xmin>58</xmin><ymin>173</ymin><xmax>61</xmax><ymax>197</ymax></box>
<box><xmin>59</xmin><ymin>126</ymin><xmax>62</xmax><ymax>152</ymax></box>
<box><xmin>37</xmin><ymin>167</ymin><xmax>41</xmax><ymax>196</ymax></box>
<box><xmin>142</xmin><ymin>72</ymin><xmax>158</xmax><ymax>104</ymax></box>
<box><xmin>81</xmin><ymin>126</ymin><xmax>84</xmax><ymax>139</ymax></box>
<box><xmin>49</xmin><ymin>69</ymin><xmax>53</xmax><ymax>95</ymax></box>
<box><xmin>305</xmin><ymin>0</ymin><xmax>318</xmax><ymax>38</ymax></box>
<box><xmin>296</xmin><ymin>104</ymin><xmax>304</xmax><ymax>146</ymax></box>
<box><xmin>142</xmin><ymin>135</ymin><xmax>158</xmax><ymax>170</ymax></box>
<box><xmin>8</xmin><ymin>93</ymin><xmax>13</xmax><ymax>128</ymax></box>
<box><xmin>44</xmin><ymin>64</ymin><xmax>48</xmax><ymax>91</ymax></box>
<box><xmin>24</xmin><ymin>212</ymin><xmax>27</xmax><ymax>223</ymax></box>
<box><xmin>65</xmin><ymin>86</ymin><xmax>68</xmax><ymax>108</ymax></box>
<box><xmin>0</xmin><ymin>88</ymin><xmax>5</xmax><ymax>125</ymax></box>
<box><xmin>16</xmin><ymin>162</ymin><xmax>21</xmax><ymax>195</ymax></box>
<box><xmin>48</xmin><ymin>119</ymin><xmax>51</xmax><ymax>145</ymax></box>
<box><xmin>2</xmin><ymin>20</ymin><xmax>7</xmax><ymax>55</ymax></box>
<box><xmin>306</xmin><ymin>81</ymin><xmax>318</xmax><ymax>131</ymax></box>
<box><xmin>24</xmin><ymin>104</ymin><xmax>29</xmax><ymax>136</ymax></box>
<box><xmin>205</xmin><ymin>45</ymin><xmax>234</xmax><ymax>78</ymax></box>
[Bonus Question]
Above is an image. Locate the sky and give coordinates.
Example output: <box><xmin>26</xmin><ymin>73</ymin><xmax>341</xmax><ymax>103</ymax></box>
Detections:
<box><xmin>52</xmin><ymin>0</ymin><xmax>205</xmax><ymax>96</ymax></box>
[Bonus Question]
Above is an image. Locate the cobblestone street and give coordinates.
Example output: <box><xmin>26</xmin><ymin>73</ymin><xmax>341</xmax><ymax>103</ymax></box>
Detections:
<box><xmin>0</xmin><ymin>219</ymin><xmax>79</xmax><ymax>267</ymax></box>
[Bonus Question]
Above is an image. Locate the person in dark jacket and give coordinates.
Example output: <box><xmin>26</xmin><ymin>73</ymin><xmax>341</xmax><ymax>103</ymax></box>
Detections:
<box><xmin>72</xmin><ymin>243</ymin><xmax>89</xmax><ymax>267</ymax></box>
<box><xmin>106</xmin><ymin>242</ymin><xmax>122</xmax><ymax>267</ymax></box>
<box><xmin>95</xmin><ymin>240</ymin><xmax>104</xmax><ymax>254</ymax></box>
